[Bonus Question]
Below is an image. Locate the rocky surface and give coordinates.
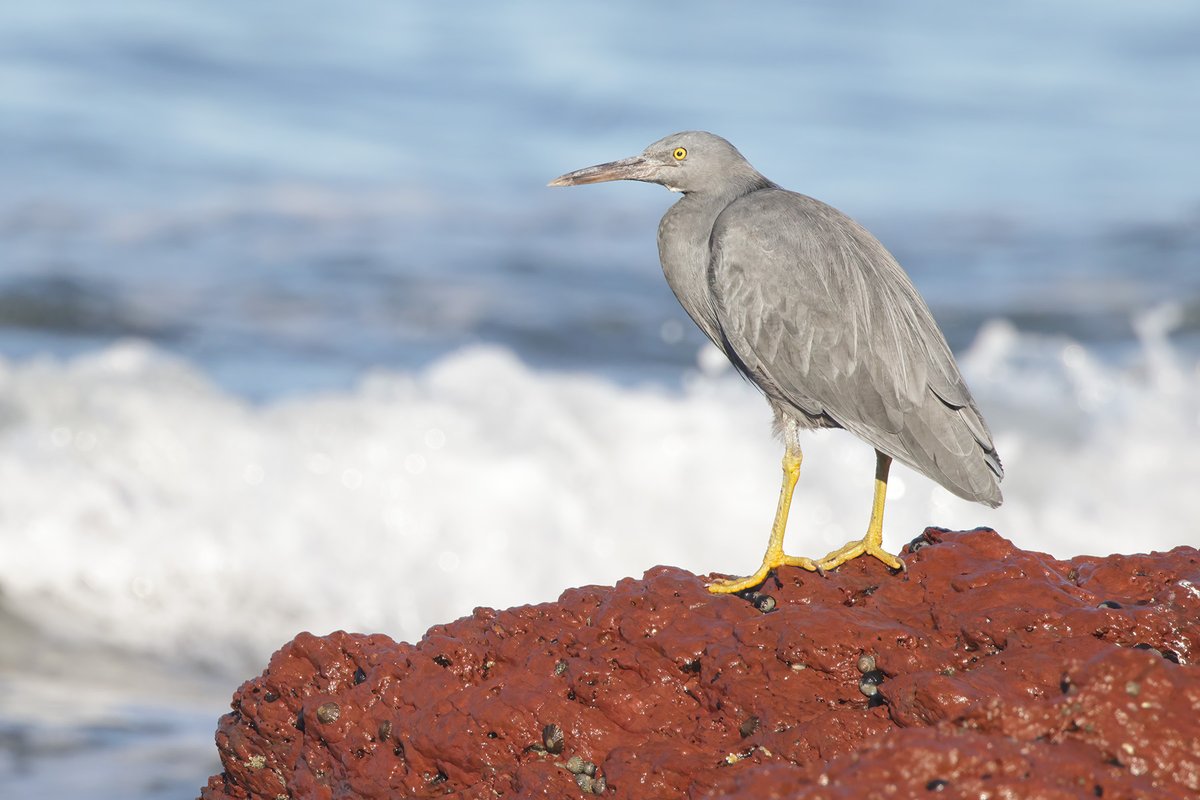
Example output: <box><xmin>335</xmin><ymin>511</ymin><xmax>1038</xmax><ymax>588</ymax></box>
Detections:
<box><xmin>200</xmin><ymin>528</ymin><xmax>1200</xmax><ymax>799</ymax></box>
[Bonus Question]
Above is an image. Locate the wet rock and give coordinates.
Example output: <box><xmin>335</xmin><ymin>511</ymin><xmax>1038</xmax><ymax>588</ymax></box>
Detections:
<box><xmin>200</xmin><ymin>528</ymin><xmax>1200</xmax><ymax>799</ymax></box>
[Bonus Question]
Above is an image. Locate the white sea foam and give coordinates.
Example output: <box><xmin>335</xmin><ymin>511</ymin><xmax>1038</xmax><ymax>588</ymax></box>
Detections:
<box><xmin>1</xmin><ymin>312</ymin><xmax>1196</xmax><ymax>672</ymax></box>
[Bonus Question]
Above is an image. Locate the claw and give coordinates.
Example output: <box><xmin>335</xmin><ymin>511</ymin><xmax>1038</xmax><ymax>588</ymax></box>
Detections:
<box><xmin>707</xmin><ymin>552</ymin><xmax>818</xmax><ymax>595</ymax></box>
<box><xmin>707</xmin><ymin>572</ymin><xmax>772</xmax><ymax>595</ymax></box>
<box><xmin>813</xmin><ymin>535</ymin><xmax>903</xmax><ymax>573</ymax></box>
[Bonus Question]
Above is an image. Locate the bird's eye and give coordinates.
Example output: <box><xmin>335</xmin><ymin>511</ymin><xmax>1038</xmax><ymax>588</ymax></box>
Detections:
<box><xmin>673</xmin><ymin>147</ymin><xmax>687</xmax><ymax>161</ymax></box>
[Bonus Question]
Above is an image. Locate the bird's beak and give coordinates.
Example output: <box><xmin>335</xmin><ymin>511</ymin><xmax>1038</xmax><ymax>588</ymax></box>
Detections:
<box><xmin>548</xmin><ymin>155</ymin><xmax>660</xmax><ymax>187</ymax></box>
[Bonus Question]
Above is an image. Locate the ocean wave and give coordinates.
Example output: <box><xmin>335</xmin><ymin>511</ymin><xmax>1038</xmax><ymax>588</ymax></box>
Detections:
<box><xmin>1</xmin><ymin>311</ymin><xmax>1196</xmax><ymax>674</ymax></box>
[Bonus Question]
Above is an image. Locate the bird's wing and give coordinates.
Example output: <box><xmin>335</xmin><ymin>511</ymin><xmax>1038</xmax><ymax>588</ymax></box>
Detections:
<box><xmin>708</xmin><ymin>189</ymin><xmax>1003</xmax><ymax>505</ymax></box>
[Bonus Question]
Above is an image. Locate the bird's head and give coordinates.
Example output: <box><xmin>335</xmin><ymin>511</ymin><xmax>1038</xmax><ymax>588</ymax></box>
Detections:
<box><xmin>549</xmin><ymin>131</ymin><xmax>767</xmax><ymax>196</ymax></box>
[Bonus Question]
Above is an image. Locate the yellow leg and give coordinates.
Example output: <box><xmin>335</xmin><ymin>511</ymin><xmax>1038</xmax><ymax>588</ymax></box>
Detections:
<box><xmin>708</xmin><ymin>443</ymin><xmax>817</xmax><ymax>594</ymax></box>
<box><xmin>812</xmin><ymin>451</ymin><xmax>905</xmax><ymax>572</ymax></box>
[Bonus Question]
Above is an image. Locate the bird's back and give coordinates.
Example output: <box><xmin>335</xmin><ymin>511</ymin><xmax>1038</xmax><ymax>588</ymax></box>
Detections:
<box><xmin>705</xmin><ymin>188</ymin><xmax>1003</xmax><ymax>506</ymax></box>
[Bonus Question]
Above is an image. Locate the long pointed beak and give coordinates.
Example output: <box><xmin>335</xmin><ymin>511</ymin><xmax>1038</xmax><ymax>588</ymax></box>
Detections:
<box><xmin>548</xmin><ymin>155</ymin><xmax>660</xmax><ymax>187</ymax></box>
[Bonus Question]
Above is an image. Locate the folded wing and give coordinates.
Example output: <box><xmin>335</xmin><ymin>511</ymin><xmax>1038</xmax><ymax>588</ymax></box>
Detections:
<box><xmin>708</xmin><ymin>189</ymin><xmax>1003</xmax><ymax>506</ymax></box>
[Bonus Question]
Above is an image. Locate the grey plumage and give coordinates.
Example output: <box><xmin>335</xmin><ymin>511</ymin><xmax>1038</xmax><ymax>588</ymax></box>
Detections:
<box><xmin>704</xmin><ymin>187</ymin><xmax>1002</xmax><ymax>506</ymax></box>
<box><xmin>549</xmin><ymin>131</ymin><xmax>1001</xmax><ymax>588</ymax></box>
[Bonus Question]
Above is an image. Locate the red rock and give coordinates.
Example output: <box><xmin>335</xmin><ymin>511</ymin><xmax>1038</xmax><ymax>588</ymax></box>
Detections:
<box><xmin>200</xmin><ymin>529</ymin><xmax>1200</xmax><ymax>799</ymax></box>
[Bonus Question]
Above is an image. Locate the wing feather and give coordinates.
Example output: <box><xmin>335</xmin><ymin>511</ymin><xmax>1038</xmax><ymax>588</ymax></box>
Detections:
<box><xmin>708</xmin><ymin>189</ymin><xmax>1003</xmax><ymax>506</ymax></box>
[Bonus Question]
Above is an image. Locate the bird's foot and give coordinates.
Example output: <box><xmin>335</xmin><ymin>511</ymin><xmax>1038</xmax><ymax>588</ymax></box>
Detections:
<box><xmin>707</xmin><ymin>553</ymin><xmax>817</xmax><ymax>594</ymax></box>
<box><xmin>814</xmin><ymin>535</ymin><xmax>905</xmax><ymax>573</ymax></box>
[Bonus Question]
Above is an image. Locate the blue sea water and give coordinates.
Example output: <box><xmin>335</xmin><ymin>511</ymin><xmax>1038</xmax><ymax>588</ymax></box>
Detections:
<box><xmin>1</xmin><ymin>2</ymin><xmax>1198</xmax><ymax>797</ymax></box>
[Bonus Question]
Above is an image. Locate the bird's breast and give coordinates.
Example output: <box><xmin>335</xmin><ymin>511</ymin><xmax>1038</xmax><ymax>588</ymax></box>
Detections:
<box><xmin>657</xmin><ymin>196</ymin><xmax>726</xmax><ymax>348</ymax></box>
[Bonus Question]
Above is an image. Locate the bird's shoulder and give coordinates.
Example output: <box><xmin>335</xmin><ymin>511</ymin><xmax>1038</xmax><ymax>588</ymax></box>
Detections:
<box><xmin>706</xmin><ymin>187</ymin><xmax>899</xmax><ymax>338</ymax></box>
<box><xmin>705</xmin><ymin>188</ymin><xmax>859</xmax><ymax>244</ymax></box>
<box><xmin>711</xmin><ymin>188</ymin><xmax>882</xmax><ymax>270</ymax></box>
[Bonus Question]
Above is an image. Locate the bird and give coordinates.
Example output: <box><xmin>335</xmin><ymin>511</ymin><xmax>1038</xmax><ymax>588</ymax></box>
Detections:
<box><xmin>548</xmin><ymin>131</ymin><xmax>1002</xmax><ymax>594</ymax></box>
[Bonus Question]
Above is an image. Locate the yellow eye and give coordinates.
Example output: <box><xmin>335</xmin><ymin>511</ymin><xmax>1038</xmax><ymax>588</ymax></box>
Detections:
<box><xmin>672</xmin><ymin>147</ymin><xmax>687</xmax><ymax>161</ymax></box>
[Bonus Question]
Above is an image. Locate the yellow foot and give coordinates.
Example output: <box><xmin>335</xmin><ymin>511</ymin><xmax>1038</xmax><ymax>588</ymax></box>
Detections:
<box><xmin>707</xmin><ymin>553</ymin><xmax>818</xmax><ymax>594</ymax></box>
<box><xmin>814</xmin><ymin>536</ymin><xmax>905</xmax><ymax>573</ymax></box>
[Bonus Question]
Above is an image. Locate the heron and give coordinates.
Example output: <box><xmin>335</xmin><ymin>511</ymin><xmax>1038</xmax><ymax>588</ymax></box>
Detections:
<box><xmin>549</xmin><ymin>131</ymin><xmax>1002</xmax><ymax>594</ymax></box>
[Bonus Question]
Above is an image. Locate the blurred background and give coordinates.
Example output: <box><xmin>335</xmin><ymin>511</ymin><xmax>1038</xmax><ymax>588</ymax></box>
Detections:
<box><xmin>1</xmin><ymin>1</ymin><xmax>1198</xmax><ymax>796</ymax></box>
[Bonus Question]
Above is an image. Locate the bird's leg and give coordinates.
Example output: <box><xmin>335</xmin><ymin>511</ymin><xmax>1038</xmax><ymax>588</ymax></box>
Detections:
<box><xmin>707</xmin><ymin>438</ymin><xmax>817</xmax><ymax>594</ymax></box>
<box><xmin>813</xmin><ymin>450</ymin><xmax>905</xmax><ymax>572</ymax></box>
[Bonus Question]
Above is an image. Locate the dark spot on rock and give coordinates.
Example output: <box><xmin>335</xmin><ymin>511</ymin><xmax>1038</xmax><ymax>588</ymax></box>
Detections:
<box><xmin>542</xmin><ymin>723</ymin><xmax>564</xmax><ymax>754</ymax></box>
<box><xmin>429</xmin><ymin>769</ymin><xmax>448</xmax><ymax>785</ymax></box>
<box><xmin>433</xmin><ymin>654</ymin><xmax>452</xmax><ymax>667</ymax></box>
<box><xmin>738</xmin><ymin>715</ymin><xmax>760</xmax><ymax>738</ymax></box>
<box><xmin>294</xmin><ymin>711</ymin><xmax>305</xmax><ymax>732</ymax></box>
<box><xmin>859</xmin><ymin>667</ymin><xmax>885</xmax><ymax>699</ymax></box>
<box><xmin>681</xmin><ymin>659</ymin><xmax>701</xmax><ymax>674</ymax></box>
<box><xmin>486</xmin><ymin>731</ymin><xmax>498</xmax><ymax>739</ymax></box>
<box><xmin>354</xmin><ymin>667</ymin><xmax>367</xmax><ymax>684</ymax></box>
<box><xmin>566</xmin><ymin>688</ymin><xmax>576</xmax><ymax>701</ymax></box>
<box><xmin>926</xmin><ymin>778</ymin><xmax>949</xmax><ymax>791</ymax></box>
<box><xmin>1097</xmin><ymin>600</ymin><xmax>1122</xmax><ymax>609</ymax></box>
<box><xmin>1162</xmin><ymin>649</ymin><xmax>1182</xmax><ymax>664</ymax></box>
<box><xmin>263</xmin><ymin>691</ymin><xmax>278</xmax><ymax>703</ymax></box>
<box><xmin>1094</xmin><ymin>784</ymin><xmax>1103</xmax><ymax>796</ymax></box>
<box><xmin>908</xmin><ymin>533</ymin><xmax>932</xmax><ymax>553</ymax></box>
<box><xmin>316</xmin><ymin>702</ymin><xmax>340</xmax><ymax>724</ymax></box>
